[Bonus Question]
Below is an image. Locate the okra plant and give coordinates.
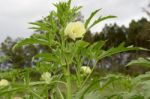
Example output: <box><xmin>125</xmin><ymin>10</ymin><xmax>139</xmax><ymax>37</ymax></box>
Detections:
<box><xmin>0</xmin><ymin>0</ymin><xmax>146</xmax><ymax>99</ymax></box>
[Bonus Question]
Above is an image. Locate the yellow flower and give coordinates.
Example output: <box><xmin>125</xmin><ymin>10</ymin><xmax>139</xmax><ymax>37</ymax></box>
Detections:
<box><xmin>65</xmin><ymin>21</ymin><xmax>86</xmax><ymax>40</ymax></box>
<box><xmin>13</xmin><ymin>97</ymin><xmax>23</xmax><ymax>99</ymax></box>
<box><xmin>41</xmin><ymin>72</ymin><xmax>52</xmax><ymax>84</ymax></box>
<box><xmin>81</xmin><ymin>66</ymin><xmax>92</xmax><ymax>74</ymax></box>
<box><xmin>0</xmin><ymin>79</ymin><xmax>9</xmax><ymax>87</ymax></box>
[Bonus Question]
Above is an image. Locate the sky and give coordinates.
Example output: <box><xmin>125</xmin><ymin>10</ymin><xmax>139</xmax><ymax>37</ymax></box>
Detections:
<box><xmin>0</xmin><ymin>0</ymin><xmax>149</xmax><ymax>42</ymax></box>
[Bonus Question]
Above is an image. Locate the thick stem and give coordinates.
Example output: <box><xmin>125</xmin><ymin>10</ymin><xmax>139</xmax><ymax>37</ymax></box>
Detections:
<box><xmin>61</xmin><ymin>31</ymin><xmax>72</xmax><ymax>99</ymax></box>
<box><xmin>65</xmin><ymin>58</ymin><xmax>72</xmax><ymax>99</ymax></box>
<box><xmin>66</xmin><ymin>71</ymin><xmax>72</xmax><ymax>99</ymax></box>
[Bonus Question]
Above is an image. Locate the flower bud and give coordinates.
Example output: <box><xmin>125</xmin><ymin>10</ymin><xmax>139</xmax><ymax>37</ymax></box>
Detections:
<box><xmin>0</xmin><ymin>79</ymin><xmax>9</xmax><ymax>87</ymax></box>
<box><xmin>41</xmin><ymin>72</ymin><xmax>52</xmax><ymax>84</ymax></box>
<box><xmin>81</xmin><ymin>66</ymin><xmax>92</xmax><ymax>74</ymax></box>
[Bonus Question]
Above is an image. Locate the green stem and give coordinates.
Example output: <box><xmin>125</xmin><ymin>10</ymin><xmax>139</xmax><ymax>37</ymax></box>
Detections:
<box><xmin>76</xmin><ymin>58</ymin><xmax>82</xmax><ymax>88</ymax></box>
<box><xmin>60</xmin><ymin>30</ymin><xmax>72</xmax><ymax>99</ymax></box>
<box><xmin>57</xmin><ymin>87</ymin><xmax>64</xmax><ymax>99</ymax></box>
<box><xmin>29</xmin><ymin>90</ymin><xmax>43</xmax><ymax>99</ymax></box>
<box><xmin>76</xmin><ymin>70</ymin><xmax>81</xmax><ymax>88</ymax></box>
<box><xmin>67</xmin><ymin>62</ymin><xmax>72</xmax><ymax>99</ymax></box>
<box><xmin>29</xmin><ymin>81</ymin><xmax>67</xmax><ymax>86</ymax></box>
<box><xmin>67</xmin><ymin>72</ymin><xmax>72</xmax><ymax>99</ymax></box>
<box><xmin>65</xmin><ymin>58</ymin><xmax>72</xmax><ymax>99</ymax></box>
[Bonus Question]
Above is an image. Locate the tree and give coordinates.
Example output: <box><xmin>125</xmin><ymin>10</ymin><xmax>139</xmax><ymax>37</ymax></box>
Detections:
<box><xmin>127</xmin><ymin>18</ymin><xmax>150</xmax><ymax>49</ymax></box>
<box><xmin>0</xmin><ymin>37</ymin><xmax>50</xmax><ymax>69</ymax></box>
<box><xmin>99</xmin><ymin>23</ymin><xmax>126</xmax><ymax>49</ymax></box>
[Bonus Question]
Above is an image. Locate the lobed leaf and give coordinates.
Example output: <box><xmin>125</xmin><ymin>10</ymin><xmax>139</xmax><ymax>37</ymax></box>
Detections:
<box><xmin>88</xmin><ymin>15</ymin><xmax>116</xmax><ymax>30</ymax></box>
<box><xmin>12</xmin><ymin>38</ymin><xmax>49</xmax><ymax>51</ymax></box>
<box><xmin>126</xmin><ymin>57</ymin><xmax>150</xmax><ymax>67</ymax></box>
<box><xmin>85</xmin><ymin>9</ymin><xmax>101</xmax><ymax>29</ymax></box>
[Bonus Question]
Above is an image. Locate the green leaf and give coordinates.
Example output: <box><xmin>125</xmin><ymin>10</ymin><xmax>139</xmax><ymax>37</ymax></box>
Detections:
<box><xmin>126</xmin><ymin>57</ymin><xmax>150</xmax><ymax>67</ymax></box>
<box><xmin>98</xmin><ymin>42</ymin><xmax>142</xmax><ymax>60</ymax></box>
<box><xmin>74</xmin><ymin>80</ymin><xmax>100</xmax><ymax>99</ymax></box>
<box><xmin>31</xmin><ymin>33</ymin><xmax>48</xmax><ymax>40</ymax></box>
<box><xmin>73</xmin><ymin>6</ymin><xmax>82</xmax><ymax>12</ymax></box>
<box><xmin>0</xmin><ymin>87</ymin><xmax>25</xmax><ymax>95</ymax></box>
<box><xmin>85</xmin><ymin>9</ymin><xmax>101</xmax><ymax>29</ymax></box>
<box><xmin>12</xmin><ymin>38</ymin><xmax>49</xmax><ymax>51</ymax></box>
<box><xmin>83</xmin><ymin>91</ymin><xmax>101</xmax><ymax>99</ymax></box>
<box><xmin>88</xmin><ymin>15</ymin><xmax>116</xmax><ymax>30</ymax></box>
<box><xmin>89</xmin><ymin>40</ymin><xmax>106</xmax><ymax>51</ymax></box>
<box><xmin>132</xmin><ymin>72</ymin><xmax>150</xmax><ymax>83</ymax></box>
<box><xmin>29</xmin><ymin>21</ymin><xmax>50</xmax><ymax>31</ymax></box>
<box><xmin>68</xmin><ymin>0</ymin><xmax>72</xmax><ymax>7</ymax></box>
<box><xmin>75</xmin><ymin>40</ymin><xmax>89</xmax><ymax>49</ymax></box>
<box><xmin>33</xmin><ymin>53</ymin><xmax>58</xmax><ymax>62</ymax></box>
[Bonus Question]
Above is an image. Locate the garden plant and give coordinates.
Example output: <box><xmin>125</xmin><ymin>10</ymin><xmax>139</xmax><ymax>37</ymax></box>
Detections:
<box><xmin>0</xmin><ymin>0</ymin><xmax>150</xmax><ymax>99</ymax></box>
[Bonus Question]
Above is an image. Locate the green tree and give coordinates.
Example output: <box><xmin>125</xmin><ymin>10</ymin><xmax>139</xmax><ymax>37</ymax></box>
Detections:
<box><xmin>0</xmin><ymin>37</ymin><xmax>50</xmax><ymax>69</ymax></box>
<box><xmin>127</xmin><ymin>18</ymin><xmax>150</xmax><ymax>49</ymax></box>
<box><xmin>100</xmin><ymin>23</ymin><xmax>126</xmax><ymax>49</ymax></box>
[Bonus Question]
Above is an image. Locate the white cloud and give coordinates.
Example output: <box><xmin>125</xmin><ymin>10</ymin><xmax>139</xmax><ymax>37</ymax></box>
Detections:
<box><xmin>0</xmin><ymin>0</ymin><xmax>57</xmax><ymax>42</ymax></box>
<box><xmin>0</xmin><ymin>0</ymin><xmax>149</xmax><ymax>42</ymax></box>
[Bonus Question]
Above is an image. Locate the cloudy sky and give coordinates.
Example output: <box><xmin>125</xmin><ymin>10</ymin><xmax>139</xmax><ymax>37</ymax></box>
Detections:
<box><xmin>0</xmin><ymin>0</ymin><xmax>149</xmax><ymax>42</ymax></box>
